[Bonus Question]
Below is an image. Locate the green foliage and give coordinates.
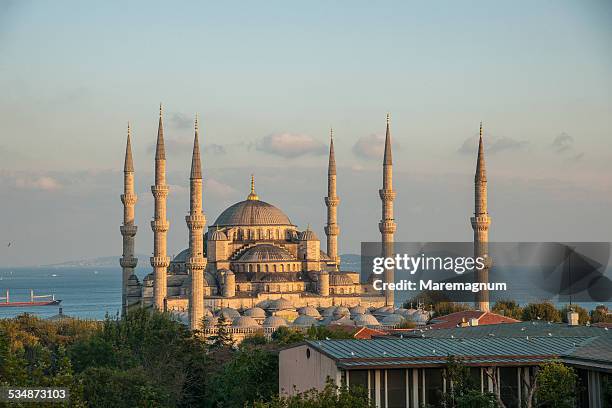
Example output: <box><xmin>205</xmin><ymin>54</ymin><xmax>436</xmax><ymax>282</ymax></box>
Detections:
<box><xmin>305</xmin><ymin>325</ymin><xmax>355</xmax><ymax>340</ymax></box>
<box><xmin>535</xmin><ymin>362</ymin><xmax>577</xmax><ymax>408</ymax></box>
<box><xmin>206</xmin><ymin>347</ymin><xmax>279</xmax><ymax>407</ymax></box>
<box><xmin>441</xmin><ymin>356</ymin><xmax>497</xmax><ymax>408</ymax></box>
<box><xmin>241</xmin><ymin>333</ymin><xmax>269</xmax><ymax>347</ymax></box>
<box><xmin>521</xmin><ymin>302</ymin><xmax>561</xmax><ymax>322</ymax></box>
<box><xmin>272</xmin><ymin>326</ymin><xmax>306</xmax><ymax>345</ymax></box>
<box><xmin>253</xmin><ymin>379</ymin><xmax>374</xmax><ymax>408</ymax></box>
<box><xmin>591</xmin><ymin>305</ymin><xmax>612</xmax><ymax>324</ymax></box>
<box><xmin>560</xmin><ymin>304</ymin><xmax>590</xmax><ymax>325</ymax></box>
<box><xmin>492</xmin><ymin>299</ymin><xmax>523</xmax><ymax>320</ymax></box>
<box><xmin>210</xmin><ymin>313</ymin><xmax>235</xmax><ymax>348</ymax></box>
<box><xmin>432</xmin><ymin>302</ymin><xmax>473</xmax><ymax>318</ymax></box>
<box><xmin>396</xmin><ymin>320</ymin><xmax>417</xmax><ymax>329</ymax></box>
<box><xmin>602</xmin><ymin>374</ymin><xmax>612</xmax><ymax>408</ymax></box>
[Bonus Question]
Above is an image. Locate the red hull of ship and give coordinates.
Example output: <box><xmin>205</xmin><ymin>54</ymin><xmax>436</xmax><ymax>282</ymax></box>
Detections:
<box><xmin>0</xmin><ymin>300</ymin><xmax>61</xmax><ymax>307</ymax></box>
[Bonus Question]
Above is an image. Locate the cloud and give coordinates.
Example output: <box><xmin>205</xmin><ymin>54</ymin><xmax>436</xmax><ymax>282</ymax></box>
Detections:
<box><xmin>168</xmin><ymin>112</ymin><xmax>193</xmax><ymax>130</ymax></box>
<box><xmin>255</xmin><ymin>133</ymin><xmax>327</xmax><ymax>158</ymax></box>
<box><xmin>205</xmin><ymin>178</ymin><xmax>237</xmax><ymax>198</ymax></box>
<box><xmin>14</xmin><ymin>176</ymin><xmax>61</xmax><ymax>191</ymax></box>
<box><xmin>458</xmin><ymin>135</ymin><xmax>528</xmax><ymax>155</ymax></box>
<box><xmin>551</xmin><ymin>132</ymin><xmax>574</xmax><ymax>153</ymax></box>
<box><xmin>352</xmin><ymin>133</ymin><xmax>400</xmax><ymax>160</ymax></box>
<box><xmin>205</xmin><ymin>144</ymin><xmax>226</xmax><ymax>155</ymax></box>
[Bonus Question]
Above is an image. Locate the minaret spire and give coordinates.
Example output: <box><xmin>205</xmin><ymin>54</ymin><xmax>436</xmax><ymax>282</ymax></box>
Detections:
<box><xmin>120</xmin><ymin>122</ymin><xmax>138</xmax><ymax>315</ymax></box>
<box><xmin>151</xmin><ymin>104</ymin><xmax>170</xmax><ymax>311</ymax></box>
<box><xmin>325</xmin><ymin>127</ymin><xmax>340</xmax><ymax>267</ymax></box>
<box><xmin>379</xmin><ymin>113</ymin><xmax>397</xmax><ymax>306</ymax></box>
<box><xmin>471</xmin><ymin>121</ymin><xmax>491</xmax><ymax>311</ymax></box>
<box><xmin>187</xmin><ymin>114</ymin><xmax>207</xmax><ymax>330</ymax></box>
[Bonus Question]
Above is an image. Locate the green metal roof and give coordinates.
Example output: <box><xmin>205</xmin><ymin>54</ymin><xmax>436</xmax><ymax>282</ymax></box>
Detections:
<box><xmin>305</xmin><ymin>334</ymin><xmax>611</xmax><ymax>369</ymax></box>
<box><xmin>397</xmin><ymin>321</ymin><xmax>609</xmax><ymax>340</ymax></box>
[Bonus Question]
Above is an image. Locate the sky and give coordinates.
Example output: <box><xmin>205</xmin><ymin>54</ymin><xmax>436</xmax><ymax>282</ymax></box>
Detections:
<box><xmin>0</xmin><ymin>0</ymin><xmax>611</xmax><ymax>267</ymax></box>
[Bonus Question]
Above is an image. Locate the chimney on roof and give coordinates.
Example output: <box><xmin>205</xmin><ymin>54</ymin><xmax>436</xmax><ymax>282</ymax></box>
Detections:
<box><xmin>567</xmin><ymin>309</ymin><xmax>579</xmax><ymax>326</ymax></box>
<box><xmin>469</xmin><ymin>317</ymin><xmax>479</xmax><ymax>327</ymax></box>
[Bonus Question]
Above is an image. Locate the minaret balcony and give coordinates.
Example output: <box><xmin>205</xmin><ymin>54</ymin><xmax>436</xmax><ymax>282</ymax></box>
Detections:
<box><xmin>121</xmin><ymin>193</ymin><xmax>137</xmax><ymax>205</ymax></box>
<box><xmin>378</xmin><ymin>220</ymin><xmax>397</xmax><ymax>234</ymax></box>
<box><xmin>470</xmin><ymin>215</ymin><xmax>491</xmax><ymax>228</ymax></box>
<box><xmin>324</xmin><ymin>225</ymin><xmax>340</xmax><ymax>235</ymax></box>
<box><xmin>186</xmin><ymin>257</ymin><xmax>207</xmax><ymax>270</ymax></box>
<box><xmin>120</xmin><ymin>256</ymin><xmax>138</xmax><ymax>268</ymax></box>
<box><xmin>325</xmin><ymin>197</ymin><xmax>340</xmax><ymax>206</ymax></box>
<box><xmin>150</xmin><ymin>256</ymin><xmax>170</xmax><ymax>268</ymax></box>
<box><xmin>151</xmin><ymin>220</ymin><xmax>169</xmax><ymax>232</ymax></box>
<box><xmin>379</xmin><ymin>189</ymin><xmax>396</xmax><ymax>201</ymax></box>
<box><xmin>120</xmin><ymin>225</ymin><xmax>138</xmax><ymax>237</ymax></box>
<box><xmin>151</xmin><ymin>185</ymin><xmax>169</xmax><ymax>197</ymax></box>
<box><xmin>185</xmin><ymin>214</ymin><xmax>206</xmax><ymax>228</ymax></box>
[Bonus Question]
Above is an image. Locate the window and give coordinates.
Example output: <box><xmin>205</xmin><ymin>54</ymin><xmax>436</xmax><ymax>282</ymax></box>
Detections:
<box><xmin>350</xmin><ymin>370</ymin><xmax>369</xmax><ymax>395</ymax></box>
<box><xmin>424</xmin><ymin>369</ymin><xmax>443</xmax><ymax>407</ymax></box>
<box><xmin>499</xmin><ymin>367</ymin><xmax>519</xmax><ymax>408</ymax></box>
<box><xmin>386</xmin><ymin>369</ymin><xmax>407</xmax><ymax>408</ymax></box>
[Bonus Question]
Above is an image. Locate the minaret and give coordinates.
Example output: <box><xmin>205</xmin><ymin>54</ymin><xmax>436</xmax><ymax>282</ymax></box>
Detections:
<box><xmin>150</xmin><ymin>104</ymin><xmax>170</xmax><ymax>311</ymax></box>
<box><xmin>187</xmin><ymin>115</ymin><xmax>207</xmax><ymax>330</ymax></box>
<box><xmin>324</xmin><ymin>128</ymin><xmax>340</xmax><ymax>267</ymax></box>
<box><xmin>120</xmin><ymin>123</ymin><xmax>138</xmax><ymax>316</ymax></box>
<box><xmin>471</xmin><ymin>122</ymin><xmax>491</xmax><ymax>312</ymax></box>
<box><xmin>379</xmin><ymin>114</ymin><xmax>397</xmax><ymax>307</ymax></box>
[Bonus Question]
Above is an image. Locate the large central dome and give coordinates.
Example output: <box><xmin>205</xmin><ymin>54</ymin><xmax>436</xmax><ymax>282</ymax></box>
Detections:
<box><xmin>213</xmin><ymin>199</ymin><xmax>293</xmax><ymax>226</ymax></box>
<box><xmin>213</xmin><ymin>175</ymin><xmax>293</xmax><ymax>227</ymax></box>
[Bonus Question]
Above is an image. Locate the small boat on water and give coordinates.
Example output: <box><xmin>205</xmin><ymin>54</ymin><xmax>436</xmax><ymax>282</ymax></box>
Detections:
<box><xmin>0</xmin><ymin>290</ymin><xmax>61</xmax><ymax>307</ymax></box>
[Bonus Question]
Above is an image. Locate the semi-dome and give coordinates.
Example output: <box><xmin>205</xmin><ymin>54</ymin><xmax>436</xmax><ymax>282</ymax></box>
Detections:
<box><xmin>233</xmin><ymin>316</ymin><xmax>259</xmax><ymax>328</ymax></box>
<box><xmin>213</xmin><ymin>199</ymin><xmax>292</xmax><ymax>227</ymax></box>
<box><xmin>299</xmin><ymin>229</ymin><xmax>318</xmax><ymax>241</ymax></box>
<box><xmin>353</xmin><ymin>313</ymin><xmax>381</xmax><ymax>327</ymax></box>
<box><xmin>298</xmin><ymin>306</ymin><xmax>321</xmax><ymax>318</ymax></box>
<box><xmin>209</xmin><ymin>229</ymin><xmax>228</xmax><ymax>241</ymax></box>
<box><xmin>292</xmin><ymin>315</ymin><xmax>318</xmax><ymax>328</ymax></box>
<box><xmin>263</xmin><ymin>316</ymin><xmax>288</xmax><ymax>328</ymax></box>
<box><xmin>244</xmin><ymin>307</ymin><xmax>266</xmax><ymax>318</ymax></box>
<box><xmin>333</xmin><ymin>306</ymin><xmax>350</xmax><ymax>319</ymax></box>
<box><xmin>239</xmin><ymin>244</ymin><xmax>295</xmax><ymax>262</ymax></box>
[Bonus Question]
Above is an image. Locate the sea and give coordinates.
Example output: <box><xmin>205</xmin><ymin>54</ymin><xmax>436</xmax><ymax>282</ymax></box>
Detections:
<box><xmin>0</xmin><ymin>266</ymin><xmax>609</xmax><ymax>320</ymax></box>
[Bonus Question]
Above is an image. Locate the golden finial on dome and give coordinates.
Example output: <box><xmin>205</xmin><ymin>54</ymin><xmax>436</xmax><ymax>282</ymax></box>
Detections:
<box><xmin>247</xmin><ymin>174</ymin><xmax>259</xmax><ymax>200</ymax></box>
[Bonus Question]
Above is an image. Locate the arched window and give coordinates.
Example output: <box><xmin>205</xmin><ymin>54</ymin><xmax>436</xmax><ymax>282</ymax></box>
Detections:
<box><xmin>266</xmin><ymin>285</ymin><xmax>269</xmax><ymax>292</ymax></box>
<box><xmin>265</xmin><ymin>265</ymin><xmax>269</xmax><ymax>272</ymax></box>
<box><xmin>248</xmin><ymin>264</ymin><xmax>253</xmax><ymax>273</ymax></box>
<box><xmin>273</xmin><ymin>265</ymin><xmax>277</xmax><ymax>272</ymax></box>
<box><xmin>280</xmin><ymin>264</ymin><xmax>284</xmax><ymax>272</ymax></box>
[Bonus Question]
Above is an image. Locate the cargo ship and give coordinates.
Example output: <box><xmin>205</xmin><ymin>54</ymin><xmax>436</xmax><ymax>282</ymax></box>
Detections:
<box><xmin>0</xmin><ymin>290</ymin><xmax>61</xmax><ymax>307</ymax></box>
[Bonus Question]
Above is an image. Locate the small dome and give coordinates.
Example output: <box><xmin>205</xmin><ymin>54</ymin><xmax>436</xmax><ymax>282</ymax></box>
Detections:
<box><xmin>373</xmin><ymin>306</ymin><xmax>395</xmax><ymax>316</ymax></box>
<box><xmin>143</xmin><ymin>273</ymin><xmax>154</xmax><ymax>282</ymax></box>
<box><xmin>217</xmin><ymin>307</ymin><xmax>240</xmax><ymax>320</ymax></box>
<box><xmin>256</xmin><ymin>300</ymin><xmax>271</xmax><ymax>309</ymax></box>
<box><xmin>333</xmin><ymin>306</ymin><xmax>350</xmax><ymax>319</ymax></box>
<box><xmin>209</xmin><ymin>229</ymin><xmax>228</xmax><ymax>241</ymax></box>
<box><xmin>233</xmin><ymin>316</ymin><xmax>259</xmax><ymax>328</ymax></box>
<box><xmin>353</xmin><ymin>313</ymin><xmax>381</xmax><ymax>327</ymax></box>
<box><xmin>263</xmin><ymin>316</ymin><xmax>288</xmax><ymax>328</ymax></box>
<box><xmin>329</xmin><ymin>315</ymin><xmax>355</xmax><ymax>326</ymax></box>
<box><xmin>172</xmin><ymin>248</ymin><xmax>190</xmax><ymax>263</ymax></box>
<box><xmin>213</xmin><ymin>199</ymin><xmax>292</xmax><ymax>226</ymax></box>
<box><xmin>411</xmin><ymin>310</ymin><xmax>431</xmax><ymax>324</ymax></box>
<box><xmin>382</xmin><ymin>314</ymin><xmax>405</xmax><ymax>325</ymax></box>
<box><xmin>297</xmin><ymin>306</ymin><xmax>321</xmax><ymax>318</ymax></box>
<box><xmin>321</xmin><ymin>306</ymin><xmax>337</xmax><ymax>317</ymax></box>
<box><xmin>244</xmin><ymin>307</ymin><xmax>266</xmax><ymax>318</ymax></box>
<box><xmin>292</xmin><ymin>315</ymin><xmax>318</xmax><ymax>328</ymax></box>
<box><xmin>267</xmin><ymin>298</ymin><xmax>295</xmax><ymax>311</ymax></box>
<box><xmin>330</xmin><ymin>273</ymin><xmax>354</xmax><ymax>286</ymax></box>
<box><xmin>299</xmin><ymin>229</ymin><xmax>318</xmax><ymax>241</ymax></box>
<box><xmin>239</xmin><ymin>244</ymin><xmax>296</xmax><ymax>262</ymax></box>
<box><xmin>350</xmin><ymin>305</ymin><xmax>367</xmax><ymax>316</ymax></box>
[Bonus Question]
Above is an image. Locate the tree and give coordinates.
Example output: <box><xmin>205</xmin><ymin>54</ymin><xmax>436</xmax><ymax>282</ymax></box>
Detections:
<box><xmin>305</xmin><ymin>325</ymin><xmax>355</xmax><ymax>340</ymax></box>
<box><xmin>433</xmin><ymin>302</ymin><xmax>474</xmax><ymax>318</ymax></box>
<box><xmin>521</xmin><ymin>302</ymin><xmax>561</xmax><ymax>322</ymax></box>
<box><xmin>442</xmin><ymin>356</ymin><xmax>498</xmax><ymax>408</ymax></box>
<box><xmin>534</xmin><ymin>362</ymin><xmax>577</xmax><ymax>408</ymax></box>
<box><xmin>591</xmin><ymin>305</ymin><xmax>612</xmax><ymax>324</ymax></box>
<box><xmin>271</xmin><ymin>326</ymin><xmax>306</xmax><ymax>345</ymax></box>
<box><xmin>560</xmin><ymin>304</ymin><xmax>590</xmax><ymax>325</ymax></box>
<box><xmin>253</xmin><ymin>379</ymin><xmax>374</xmax><ymax>408</ymax></box>
<box><xmin>210</xmin><ymin>313</ymin><xmax>235</xmax><ymax>348</ymax></box>
<box><xmin>492</xmin><ymin>300</ymin><xmax>523</xmax><ymax>320</ymax></box>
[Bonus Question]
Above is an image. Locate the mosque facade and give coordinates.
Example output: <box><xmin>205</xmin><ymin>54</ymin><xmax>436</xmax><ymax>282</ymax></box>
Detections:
<box><xmin>120</xmin><ymin>106</ymin><xmax>490</xmax><ymax>336</ymax></box>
